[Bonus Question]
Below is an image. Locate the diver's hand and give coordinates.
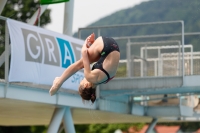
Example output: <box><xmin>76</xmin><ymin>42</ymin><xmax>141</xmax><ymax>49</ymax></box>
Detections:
<box><xmin>86</xmin><ymin>33</ymin><xmax>95</xmax><ymax>48</ymax></box>
<box><xmin>49</xmin><ymin>77</ymin><xmax>62</xmax><ymax>96</ymax></box>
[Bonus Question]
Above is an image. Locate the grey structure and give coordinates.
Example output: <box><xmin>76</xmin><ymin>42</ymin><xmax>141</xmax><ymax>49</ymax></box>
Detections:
<box><xmin>1</xmin><ymin>1</ymin><xmax>200</xmax><ymax>133</ymax></box>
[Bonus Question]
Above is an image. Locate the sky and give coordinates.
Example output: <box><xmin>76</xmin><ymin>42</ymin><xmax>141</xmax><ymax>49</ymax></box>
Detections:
<box><xmin>45</xmin><ymin>0</ymin><xmax>149</xmax><ymax>34</ymax></box>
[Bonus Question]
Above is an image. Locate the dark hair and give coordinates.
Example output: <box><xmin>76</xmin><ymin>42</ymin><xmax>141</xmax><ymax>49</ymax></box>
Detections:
<box><xmin>78</xmin><ymin>86</ymin><xmax>96</xmax><ymax>103</ymax></box>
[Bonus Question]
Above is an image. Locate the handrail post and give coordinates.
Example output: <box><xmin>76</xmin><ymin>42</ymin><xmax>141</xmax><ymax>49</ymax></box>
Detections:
<box><xmin>4</xmin><ymin>20</ymin><xmax>9</xmax><ymax>98</ymax></box>
<box><xmin>181</xmin><ymin>21</ymin><xmax>185</xmax><ymax>86</ymax></box>
<box><xmin>127</xmin><ymin>39</ymin><xmax>131</xmax><ymax>77</ymax></box>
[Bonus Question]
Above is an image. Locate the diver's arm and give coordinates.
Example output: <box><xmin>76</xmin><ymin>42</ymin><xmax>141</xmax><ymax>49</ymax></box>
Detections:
<box><xmin>81</xmin><ymin>47</ymin><xmax>99</xmax><ymax>83</ymax></box>
<box><xmin>49</xmin><ymin>59</ymin><xmax>84</xmax><ymax>96</ymax></box>
<box><xmin>49</xmin><ymin>33</ymin><xmax>97</xmax><ymax>96</ymax></box>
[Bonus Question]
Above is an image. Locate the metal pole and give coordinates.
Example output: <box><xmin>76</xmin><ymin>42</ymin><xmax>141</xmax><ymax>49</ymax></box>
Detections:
<box><xmin>63</xmin><ymin>0</ymin><xmax>74</xmax><ymax>36</ymax></box>
<box><xmin>144</xmin><ymin>45</ymin><xmax>147</xmax><ymax>77</ymax></box>
<box><xmin>178</xmin><ymin>41</ymin><xmax>181</xmax><ymax>76</ymax></box>
<box><xmin>161</xmin><ymin>54</ymin><xmax>163</xmax><ymax>76</ymax></box>
<box><xmin>5</xmin><ymin>22</ymin><xmax>9</xmax><ymax>82</ymax></box>
<box><xmin>97</xmin><ymin>28</ymin><xmax>101</xmax><ymax>37</ymax></box>
<box><xmin>63</xmin><ymin>107</ymin><xmax>75</xmax><ymax>133</ymax></box>
<box><xmin>127</xmin><ymin>39</ymin><xmax>131</xmax><ymax>77</ymax></box>
<box><xmin>96</xmin><ymin>85</ymin><xmax>100</xmax><ymax>99</ymax></box>
<box><xmin>181</xmin><ymin>21</ymin><xmax>185</xmax><ymax>85</ymax></box>
<box><xmin>131</xmin><ymin>55</ymin><xmax>134</xmax><ymax>77</ymax></box>
<box><xmin>154</xmin><ymin>60</ymin><xmax>157</xmax><ymax>76</ymax></box>
<box><xmin>158</xmin><ymin>48</ymin><xmax>161</xmax><ymax>76</ymax></box>
<box><xmin>191</xmin><ymin>46</ymin><xmax>193</xmax><ymax>75</ymax></box>
<box><xmin>146</xmin><ymin>118</ymin><xmax>158</xmax><ymax>133</ymax></box>
<box><xmin>78</xmin><ymin>29</ymin><xmax>81</xmax><ymax>39</ymax></box>
<box><xmin>141</xmin><ymin>48</ymin><xmax>143</xmax><ymax>77</ymax></box>
<box><xmin>47</xmin><ymin>108</ymin><xmax>65</xmax><ymax>133</ymax></box>
<box><xmin>4</xmin><ymin>21</ymin><xmax>9</xmax><ymax>98</ymax></box>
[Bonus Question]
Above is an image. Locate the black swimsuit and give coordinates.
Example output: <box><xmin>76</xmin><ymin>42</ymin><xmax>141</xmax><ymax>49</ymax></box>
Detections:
<box><xmin>92</xmin><ymin>36</ymin><xmax>120</xmax><ymax>84</ymax></box>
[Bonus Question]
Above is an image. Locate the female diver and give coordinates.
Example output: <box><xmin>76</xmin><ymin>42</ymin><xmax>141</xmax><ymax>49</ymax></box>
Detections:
<box><xmin>49</xmin><ymin>33</ymin><xmax>120</xmax><ymax>103</ymax></box>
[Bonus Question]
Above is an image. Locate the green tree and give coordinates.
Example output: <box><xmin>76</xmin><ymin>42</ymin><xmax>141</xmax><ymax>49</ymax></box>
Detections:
<box><xmin>0</xmin><ymin>126</ymin><xmax>47</xmax><ymax>133</ymax></box>
<box><xmin>74</xmin><ymin>123</ymin><xmax>145</xmax><ymax>133</ymax></box>
<box><xmin>75</xmin><ymin>124</ymin><xmax>90</xmax><ymax>133</ymax></box>
<box><xmin>0</xmin><ymin>126</ymin><xmax>32</xmax><ymax>133</ymax></box>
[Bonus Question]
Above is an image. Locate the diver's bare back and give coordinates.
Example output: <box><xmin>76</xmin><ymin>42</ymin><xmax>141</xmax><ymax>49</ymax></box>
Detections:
<box><xmin>93</xmin><ymin>37</ymin><xmax>120</xmax><ymax>80</ymax></box>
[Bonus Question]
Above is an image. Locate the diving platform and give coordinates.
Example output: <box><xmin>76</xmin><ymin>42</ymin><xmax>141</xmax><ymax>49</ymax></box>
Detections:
<box><xmin>1</xmin><ymin>3</ymin><xmax>200</xmax><ymax>132</ymax></box>
<box><xmin>1</xmin><ymin>74</ymin><xmax>200</xmax><ymax>126</ymax></box>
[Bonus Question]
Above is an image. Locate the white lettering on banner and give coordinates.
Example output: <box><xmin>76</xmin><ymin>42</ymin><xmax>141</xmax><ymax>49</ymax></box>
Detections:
<box><xmin>27</xmin><ymin>34</ymin><xmax>41</xmax><ymax>59</ymax></box>
<box><xmin>45</xmin><ymin>38</ymin><xmax>57</xmax><ymax>62</ymax></box>
<box><xmin>64</xmin><ymin>43</ymin><xmax>73</xmax><ymax>65</ymax></box>
<box><xmin>21</xmin><ymin>28</ymin><xmax>77</xmax><ymax>68</ymax></box>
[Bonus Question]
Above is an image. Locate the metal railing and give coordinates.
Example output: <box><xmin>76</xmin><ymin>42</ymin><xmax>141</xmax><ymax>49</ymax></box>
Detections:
<box><xmin>119</xmin><ymin>51</ymin><xmax>200</xmax><ymax>77</ymax></box>
<box><xmin>78</xmin><ymin>21</ymin><xmax>187</xmax><ymax>81</ymax></box>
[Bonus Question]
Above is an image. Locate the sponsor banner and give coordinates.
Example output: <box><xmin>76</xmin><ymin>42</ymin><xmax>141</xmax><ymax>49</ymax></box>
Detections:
<box><xmin>7</xmin><ymin>19</ymin><xmax>84</xmax><ymax>91</ymax></box>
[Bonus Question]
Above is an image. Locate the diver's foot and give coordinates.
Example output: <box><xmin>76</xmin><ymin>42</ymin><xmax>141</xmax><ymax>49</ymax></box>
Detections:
<box><xmin>49</xmin><ymin>77</ymin><xmax>62</xmax><ymax>96</ymax></box>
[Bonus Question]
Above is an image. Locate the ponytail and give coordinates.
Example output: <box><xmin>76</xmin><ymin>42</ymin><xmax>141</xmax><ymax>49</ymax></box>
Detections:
<box><xmin>79</xmin><ymin>86</ymin><xmax>96</xmax><ymax>103</ymax></box>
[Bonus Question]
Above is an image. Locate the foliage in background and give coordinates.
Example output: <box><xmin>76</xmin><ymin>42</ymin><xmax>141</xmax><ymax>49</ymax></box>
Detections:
<box><xmin>0</xmin><ymin>126</ymin><xmax>47</xmax><ymax>133</ymax></box>
<box><xmin>75</xmin><ymin>123</ymin><xmax>145</xmax><ymax>133</ymax></box>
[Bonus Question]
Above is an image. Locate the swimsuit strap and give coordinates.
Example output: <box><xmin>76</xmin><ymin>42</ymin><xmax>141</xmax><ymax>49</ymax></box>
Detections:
<box><xmin>92</xmin><ymin>63</ymin><xmax>115</xmax><ymax>85</ymax></box>
<box><xmin>100</xmin><ymin>67</ymin><xmax>110</xmax><ymax>80</ymax></box>
<box><xmin>95</xmin><ymin>66</ymin><xmax>110</xmax><ymax>84</ymax></box>
<box><xmin>105</xmin><ymin>76</ymin><xmax>115</xmax><ymax>83</ymax></box>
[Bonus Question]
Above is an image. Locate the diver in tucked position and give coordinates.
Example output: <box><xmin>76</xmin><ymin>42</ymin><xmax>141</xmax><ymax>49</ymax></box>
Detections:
<box><xmin>49</xmin><ymin>33</ymin><xmax>120</xmax><ymax>103</ymax></box>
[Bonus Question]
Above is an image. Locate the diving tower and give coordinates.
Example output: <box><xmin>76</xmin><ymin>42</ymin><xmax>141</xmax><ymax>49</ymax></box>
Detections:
<box><xmin>1</xmin><ymin>1</ymin><xmax>200</xmax><ymax>133</ymax></box>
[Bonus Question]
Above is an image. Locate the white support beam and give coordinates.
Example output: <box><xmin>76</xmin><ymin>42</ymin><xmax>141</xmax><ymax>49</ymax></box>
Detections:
<box><xmin>63</xmin><ymin>0</ymin><xmax>74</xmax><ymax>35</ymax></box>
<box><xmin>47</xmin><ymin>108</ymin><xmax>65</xmax><ymax>133</ymax></box>
<box><xmin>100</xmin><ymin>76</ymin><xmax>200</xmax><ymax>98</ymax></box>
<box><xmin>5</xmin><ymin>23</ymin><xmax>9</xmax><ymax>82</ymax></box>
<box><xmin>99</xmin><ymin>76</ymin><xmax>183</xmax><ymax>91</ymax></box>
<box><xmin>132</xmin><ymin>105</ymin><xmax>181</xmax><ymax>117</ymax></box>
<box><xmin>146</xmin><ymin>106</ymin><xmax>181</xmax><ymax>117</ymax></box>
<box><xmin>98</xmin><ymin>99</ymin><xmax>195</xmax><ymax>117</ymax></box>
<box><xmin>0</xmin><ymin>0</ymin><xmax>7</xmax><ymax>14</ymax></box>
<box><xmin>132</xmin><ymin>105</ymin><xmax>145</xmax><ymax>116</ymax></box>
<box><xmin>63</xmin><ymin>107</ymin><xmax>75</xmax><ymax>133</ymax></box>
<box><xmin>2</xmin><ymin>82</ymin><xmax>95</xmax><ymax>109</ymax></box>
<box><xmin>57</xmin><ymin>92</ymin><xmax>96</xmax><ymax>109</ymax></box>
<box><xmin>97</xmin><ymin>99</ymin><xmax>130</xmax><ymax>114</ymax></box>
<box><xmin>146</xmin><ymin>118</ymin><xmax>158</xmax><ymax>133</ymax></box>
